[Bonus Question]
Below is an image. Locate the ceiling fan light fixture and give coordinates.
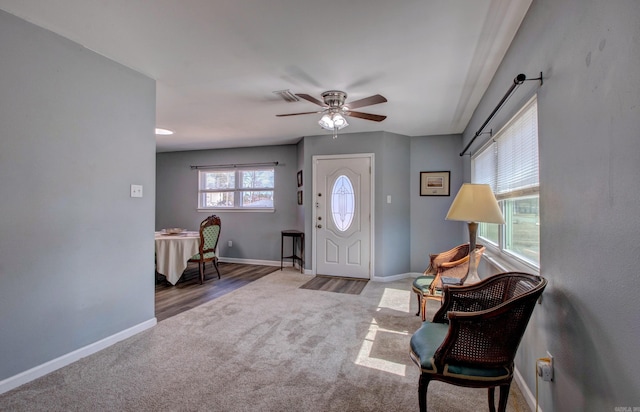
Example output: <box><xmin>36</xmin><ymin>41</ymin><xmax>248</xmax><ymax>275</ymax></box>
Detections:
<box><xmin>332</xmin><ymin>113</ymin><xmax>348</xmax><ymax>129</ymax></box>
<box><xmin>278</xmin><ymin>90</ymin><xmax>386</xmax><ymax>138</ymax></box>
<box><xmin>318</xmin><ymin>113</ymin><xmax>334</xmax><ymax>130</ymax></box>
<box><xmin>318</xmin><ymin>112</ymin><xmax>349</xmax><ymax>131</ymax></box>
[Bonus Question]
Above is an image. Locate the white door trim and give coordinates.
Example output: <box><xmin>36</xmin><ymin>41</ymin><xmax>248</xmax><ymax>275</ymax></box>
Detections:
<box><xmin>312</xmin><ymin>153</ymin><xmax>375</xmax><ymax>277</ymax></box>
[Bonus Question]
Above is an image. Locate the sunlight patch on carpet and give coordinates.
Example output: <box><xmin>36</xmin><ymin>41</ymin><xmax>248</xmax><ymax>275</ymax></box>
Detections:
<box><xmin>355</xmin><ymin>319</ymin><xmax>408</xmax><ymax>377</ymax></box>
<box><xmin>376</xmin><ymin>287</ymin><xmax>412</xmax><ymax>314</ymax></box>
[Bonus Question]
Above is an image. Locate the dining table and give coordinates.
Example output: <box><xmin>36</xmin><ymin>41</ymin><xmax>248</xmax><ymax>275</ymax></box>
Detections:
<box><xmin>155</xmin><ymin>231</ymin><xmax>200</xmax><ymax>285</ymax></box>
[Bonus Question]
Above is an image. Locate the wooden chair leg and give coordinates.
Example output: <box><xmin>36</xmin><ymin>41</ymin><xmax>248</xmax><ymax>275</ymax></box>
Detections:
<box><xmin>421</xmin><ymin>297</ymin><xmax>428</xmax><ymax>321</ymax></box>
<box><xmin>498</xmin><ymin>384</ymin><xmax>511</xmax><ymax>412</ymax></box>
<box><xmin>213</xmin><ymin>259</ymin><xmax>221</xmax><ymax>279</ymax></box>
<box><xmin>488</xmin><ymin>387</ymin><xmax>496</xmax><ymax>412</ymax></box>
<box><xmin>415</xmin><ymin>292</ymin><xmax>422</xmax><ymax>316</ymax></box>
<box><xmin>418</xmin><ymin>374</ymin><xmax>430</xmax><ymax>412</ymax></box>
<box><xmin>199</xmin><ymin>262</ymin><xmax>204</xmax><ymax>284</ymax></box>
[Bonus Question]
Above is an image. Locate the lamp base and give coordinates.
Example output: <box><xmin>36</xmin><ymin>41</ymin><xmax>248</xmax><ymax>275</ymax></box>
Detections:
<box><xmin>465</xmin><ymin>222</ymin><xmax>481</xmax><ymax>284</ymax></box>
<box><xmin>465</xmin><ymin>269</ymin><xmax>481</xmax><ymax>284</ymax></box>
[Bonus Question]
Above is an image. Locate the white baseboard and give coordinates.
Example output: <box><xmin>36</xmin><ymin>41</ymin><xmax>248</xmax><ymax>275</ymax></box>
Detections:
<box><xmin>371</xmin><ymin>272</ymin><xmax>423</xmax><ymax>282</ymax></box>
<box><xmin>514</xmin><ymin>365</ymin><xmax>541</xmax><ymax>412</ymax></box>
<box><xmin>218</xmin><ymin>256</ymin><xmax>281</xmax><ymax>267</ymax></box>
<box><xmin>0</xmin><ymin>318</ymin><xmax>157</xmax><ymax>395</ymax></box>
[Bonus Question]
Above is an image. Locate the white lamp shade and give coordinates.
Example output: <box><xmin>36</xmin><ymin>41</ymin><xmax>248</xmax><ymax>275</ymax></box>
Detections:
<box><xmin>446</xmin><ymin>183</ymin><xmax>505</xmax><ymax>224</ymax></box>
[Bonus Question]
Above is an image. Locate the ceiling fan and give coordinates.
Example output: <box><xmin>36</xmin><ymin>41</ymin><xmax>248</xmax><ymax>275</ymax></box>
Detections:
<box><xmin>276</xmin><ymin>90</ymin><xmax>387</xmax><ymax>138</ymax></box>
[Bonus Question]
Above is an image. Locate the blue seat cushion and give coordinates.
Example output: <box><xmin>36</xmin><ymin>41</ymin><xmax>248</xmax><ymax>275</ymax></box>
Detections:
<box><xmin>410</xmin><ymin>321</ymin><xmax>448</xmax><ymax>372</ymax></box>
<box><xmin>412</xmin><ymin>275</ymin><xmax>436</xmax><ymax>294</ymax></box>
<box><xmin>410</xmin><ymin>321</ymin><xmax>511</xmax><ymax>381</ymax></box>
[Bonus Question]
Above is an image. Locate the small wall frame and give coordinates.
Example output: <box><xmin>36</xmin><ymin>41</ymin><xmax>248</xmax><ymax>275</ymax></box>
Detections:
<box><xmin>297</xmin><ymin>190</ymin><xmax>303</xmax><ymax>205</ymax></box>
<box><xmin>297</xmin><ymin>170</ymin><xmax>303</xmax><ymax>187</ymax></box>
<box><xmin>420</xmin><ymin>171</ymin><xmax>450</xmax><ymax>196</ymax></box>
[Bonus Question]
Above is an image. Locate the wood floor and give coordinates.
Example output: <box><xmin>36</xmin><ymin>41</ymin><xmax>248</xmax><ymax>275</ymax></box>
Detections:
<box><xmin>299</xmin><ymin>275</ymin><xmax>368</xmax><ymax>295</ymax></box>
<box><xmin>155</xmin><ymin>262</ymin><xmax>279</xmax><ymax>322</ymax></box>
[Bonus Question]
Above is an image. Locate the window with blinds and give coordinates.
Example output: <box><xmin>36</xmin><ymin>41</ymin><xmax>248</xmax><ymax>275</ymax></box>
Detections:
<box><xmin>472</xmin><ymin>96</ymin><xmax>539</xmax><ymax>267</ymax></box>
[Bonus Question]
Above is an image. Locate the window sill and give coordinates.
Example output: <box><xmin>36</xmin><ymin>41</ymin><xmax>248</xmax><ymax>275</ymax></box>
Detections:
<box><xmin>481</xmin><ymin>247</ymin><xmax>540</xmax><ymax>276</ymax></box>
<box><xmin>197</xmin><ymin>208</ymin><xmax>275</xmax><ymax>213</ymax></box>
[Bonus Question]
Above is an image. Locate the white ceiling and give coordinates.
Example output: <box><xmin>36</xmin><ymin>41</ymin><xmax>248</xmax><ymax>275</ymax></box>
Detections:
<box><xmin>0</xmin><ymin>0</ymin><xmax>532</xmax><ymax>152</ymax></box>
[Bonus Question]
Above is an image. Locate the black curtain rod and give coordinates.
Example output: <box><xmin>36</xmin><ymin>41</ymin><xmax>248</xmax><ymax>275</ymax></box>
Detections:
<box><xmin>460</xmin><ymin>72</ymin><xmax>543</xmax><ymax>156</ymax></box>
<box><xmin>190</xmin><ymin>161</ymin><xmax>279</xmax><ymax>170</ymax></box>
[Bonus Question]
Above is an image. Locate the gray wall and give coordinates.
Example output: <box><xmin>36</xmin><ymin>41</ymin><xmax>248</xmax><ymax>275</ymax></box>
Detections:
<box><xmin>410</xmin><ymin>134</ymin><xmax>465</xmax><ymax>271</ymax></box>
<box><xmin>156</xmin><ymin>145</ymin><xmax>299</xmax><ymax>261</ymax></box>
<box><xmin>461</xmin><ymin>0</ymin><xmax>640</xmax><ymax>409</ymax></box>
<box><xmin>0</xmin><ymin>10</ymin><xmax>156</xmax><ymax>381</ymax></box>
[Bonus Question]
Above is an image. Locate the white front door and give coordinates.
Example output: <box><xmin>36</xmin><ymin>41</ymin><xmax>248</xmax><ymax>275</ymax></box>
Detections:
<box><xmin>313</xmin><ymin>154</ymin><xmax>373</xmax><ymax>279</ymax></box>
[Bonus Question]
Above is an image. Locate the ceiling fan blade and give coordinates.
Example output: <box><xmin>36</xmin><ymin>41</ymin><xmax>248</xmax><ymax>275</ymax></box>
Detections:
<box><xmin>345</xmin><ymin>111</ymin><xmax>387</xmax><ymax>122</ymax></box>
<box><xmin>295</xmin><ymin>94</ymin><xmax>326</xmax><ymax>107</ymax></box>
<box><xmin>276</xmin><ymin>111</ymin><xmax>322</xmax><ymax>117</ymax></box>
<box><xmin>346</xmin><ymin>94</ymin><xmax>387</xmax><ymax>110</ymax></box>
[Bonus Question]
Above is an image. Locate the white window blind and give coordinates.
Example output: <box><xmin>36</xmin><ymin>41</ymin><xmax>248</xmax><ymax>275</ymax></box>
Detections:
<box><xmin>473</xmin><ymin>143</ymin><xmax>497</xmax><ymax>192</ymax></box>
<box><xmin>473</xmin><ymin>96</ymin><xmax>538</xmax><ymax>199</ymax></box>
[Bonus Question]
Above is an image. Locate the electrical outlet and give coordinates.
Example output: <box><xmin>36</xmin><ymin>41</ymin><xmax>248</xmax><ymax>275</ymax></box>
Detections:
<box><xmin>536</xmin><ymin>352</ymin><xmax>553</xmax><ymax>382</ymax></box>
<box><xmin>228</xmin><ymin>240</ymin><xmax>232</xmax><ymax>247</ymax></box>
<box><xmin>130</xmin><ymin>184</ymin><xmax>143</xmax><ymax>198</ymax></box>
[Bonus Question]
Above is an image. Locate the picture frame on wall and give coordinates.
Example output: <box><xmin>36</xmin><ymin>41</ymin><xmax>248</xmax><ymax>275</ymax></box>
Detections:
<box><xmin>297</xmin><ymin>190</ymin><xmax>303</xmax><ymax>205</ymax></box>
<box><xmin>297</xmin><ymin>170</ymin><xmax>303</xmax><ymax>187</ymax></box>
<box><xmin>420</xmin><ymin>171</ymin><xmax>450</xmax><ymax>196</ymax></box>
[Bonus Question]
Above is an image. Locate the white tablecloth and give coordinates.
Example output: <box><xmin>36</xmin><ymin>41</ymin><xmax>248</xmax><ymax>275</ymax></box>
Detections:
<box><xmin>155</xmin><ymin>232</ymin><xmax>200</xmax><ymax>285</ymax></box>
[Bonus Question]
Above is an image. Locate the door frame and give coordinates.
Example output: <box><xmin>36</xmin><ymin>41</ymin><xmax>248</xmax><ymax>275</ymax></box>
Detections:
<box><xmin>311</xmin><ymin>153</ymin><xmax>375</xmax><ymax>277</ymax></box>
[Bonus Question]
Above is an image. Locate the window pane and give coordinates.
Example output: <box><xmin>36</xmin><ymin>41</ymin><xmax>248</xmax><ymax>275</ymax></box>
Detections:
<box><xmin>241</xmin><ymin>191</ymin><xmax>274</xmax><ymax>208</ymax></box>
<box><xmin>202</xmin><ymin>192</ymin><xmax>234</xmax><ymax>208</ymax></box>
<box><xmin>240</xmin><ymin>169</ymin><xmax>274</xmax><ymax>189</ymax></box>
<box><xmin>202</xmin><ymin>171</ymin><xmax>235</xmax><ymax>190</ymax></box>
<box><xmin>478</xmin><ymin>222</ymin><xmax>499</xmax><ymax>246</ymax></box>
<box><xmin>504</xmin><ymin>196</ymin><xmax>539</xmax><ymax>265</ymax></box>
<box><xmin>331</xmin><ymin>175</ymin><xmax>355</xmax><ymax>232</ymax></box>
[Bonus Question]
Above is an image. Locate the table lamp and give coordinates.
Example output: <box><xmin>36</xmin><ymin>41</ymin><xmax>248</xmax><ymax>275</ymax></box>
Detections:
<box><xmin>446</xmin><ymin>183</ymin><xmax>505</xmax><ymax>283</ymax></box>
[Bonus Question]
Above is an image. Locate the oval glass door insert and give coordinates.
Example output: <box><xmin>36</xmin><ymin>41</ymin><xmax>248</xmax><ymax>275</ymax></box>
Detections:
<box><xmin>331</xmin><ymin>175</ymin><xmax>355</xmax><ymax>231</ymax></box>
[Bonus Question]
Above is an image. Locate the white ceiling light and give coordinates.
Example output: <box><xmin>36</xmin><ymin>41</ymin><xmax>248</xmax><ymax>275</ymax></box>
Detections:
<box><xmin>318</xmin><ymin>111</ymin><xmax>349</xmax><ymax>134</ymax></box>
<box><xmin>155</xmin><ymin>128</ymin><xmax>174</xmax><ymax>135</ymax></box>
<box><xmin>332</xmin><ymin>113</ymin><xmax>348</xmax><ymax>129</ymax></box>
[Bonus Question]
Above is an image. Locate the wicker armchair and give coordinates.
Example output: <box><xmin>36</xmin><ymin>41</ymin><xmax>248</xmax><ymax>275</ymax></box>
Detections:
<box><xmin>409</xmin><ymin>272</ymin><xmax>547</xmax><ymax>412</ymax></box>
<box><xmin>188</xmin><ymin>215</ymin><xmax>222</xmax><ymax>284</ymax></box>
<box><xmin>412</xmin><ymin>244</ymin><xmax>485</xmax><ymax>321</ymax></box>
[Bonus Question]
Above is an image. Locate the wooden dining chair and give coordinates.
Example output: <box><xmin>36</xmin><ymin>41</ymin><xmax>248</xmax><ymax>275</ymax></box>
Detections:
<box><xmin>409</xmin><ymin>272</ymin><xmax>547</xmax><ymax>412</ymax></box>
<box><xmin>188</xmin><ymin>215</ymin><xmax>222</xmax><ymax>284</ymax></box>
<box><xmin>412</xmin><ymin>244</ymin><xmax>485</xmax><ymax>321</ymax></box>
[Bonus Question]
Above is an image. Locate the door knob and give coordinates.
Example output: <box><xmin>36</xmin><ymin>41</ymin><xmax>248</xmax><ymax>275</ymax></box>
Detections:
<box><xmin>317</xmin><ymin>224</ymin><xmax>323</xmax><ymax>229</ymax></box>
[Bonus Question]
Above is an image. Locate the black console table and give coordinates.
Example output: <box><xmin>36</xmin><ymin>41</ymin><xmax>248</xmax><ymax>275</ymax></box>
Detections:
<box><xmin>280</xmin><ymin>230</ymin><xmax>304</xmax><ymax>273</ymax></box>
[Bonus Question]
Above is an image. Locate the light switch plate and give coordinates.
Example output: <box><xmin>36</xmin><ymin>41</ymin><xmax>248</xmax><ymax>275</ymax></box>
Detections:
<box><xmin>130</xmin><ymin>184</ymin><xmax>143</xmax><ymax>198</ymax></box>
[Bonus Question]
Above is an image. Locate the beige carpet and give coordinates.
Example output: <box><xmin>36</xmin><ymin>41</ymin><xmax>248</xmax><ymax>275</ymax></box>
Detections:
<box><xmin>0</xmin><ymin>269</ymin><xmax>530</xmax><ymax>411</ymax></box>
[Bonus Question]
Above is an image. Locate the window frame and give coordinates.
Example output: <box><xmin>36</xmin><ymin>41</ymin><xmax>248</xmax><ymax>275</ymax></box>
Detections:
<box><xmin>472</xmin><ymin>95</ymin><xmax>540</xmax><ymax>272</ymax></box>
<box><xmin>197</xmin><ymin>167</ymin><xmax>275</xmax><ymax>212</ymax></box>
